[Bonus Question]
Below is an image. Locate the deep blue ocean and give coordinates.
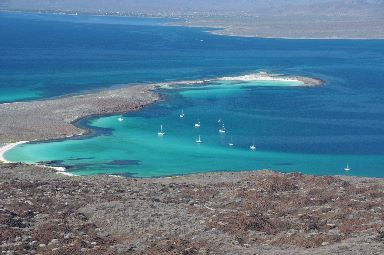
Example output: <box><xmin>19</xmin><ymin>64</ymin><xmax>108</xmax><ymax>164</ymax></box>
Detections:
<box><xmin>2</xmin><ymin>11</ymin><xmax>384</xmax><ymax>177</ymax></box>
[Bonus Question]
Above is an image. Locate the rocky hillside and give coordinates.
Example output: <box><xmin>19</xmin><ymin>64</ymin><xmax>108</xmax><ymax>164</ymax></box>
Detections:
<box><xmin>1</xmin><ymin>164</ymin><xmax>384</xmax><ymax>254</ymax></box>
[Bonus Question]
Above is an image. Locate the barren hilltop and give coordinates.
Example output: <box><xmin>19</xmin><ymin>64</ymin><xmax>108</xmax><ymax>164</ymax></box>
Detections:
<box><xmin>1</xmin><ymin>164</ymin><xmax>384</xmax><ymax>254</ymax></box>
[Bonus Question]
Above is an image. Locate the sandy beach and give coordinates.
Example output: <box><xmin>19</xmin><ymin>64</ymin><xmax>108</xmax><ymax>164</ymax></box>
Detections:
<box><xmin>0</xmin><ymin>141</ymin><xmax>28</xmax><ymax>163</ymax></box>
<box><xmin>217</xmin><ymin>72</ymin><xmax>324</xmax><ymax>86</ymax></box>
<box><xmin>218</xmin><ymin>74</ymin><xmax>300</xmax><ymax>82</ymax></box>
<box><xmin>0</xmin><ymin>141</ymin><xmax>78</xmax><ymax>176</ymax></box>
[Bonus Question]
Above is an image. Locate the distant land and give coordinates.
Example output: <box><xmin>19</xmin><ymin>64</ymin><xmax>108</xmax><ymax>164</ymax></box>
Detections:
<box><xmin>1</xmin><ymin>0</ymin><xmax>384</xmax><ymax>39</ymax></box>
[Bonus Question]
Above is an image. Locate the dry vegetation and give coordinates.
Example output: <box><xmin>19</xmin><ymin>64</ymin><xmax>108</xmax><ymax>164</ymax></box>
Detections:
<box><xmin>1</xmin><ymin>164</ymin><xmax>384</xmax><ymax>254</ymax></box>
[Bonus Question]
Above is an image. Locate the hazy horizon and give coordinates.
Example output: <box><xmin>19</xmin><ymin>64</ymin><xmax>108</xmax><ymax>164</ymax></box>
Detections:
<box><xmin>1</xmin><ymin>0</ymin><xmax>384</xmax><ymax>16</ymax></box>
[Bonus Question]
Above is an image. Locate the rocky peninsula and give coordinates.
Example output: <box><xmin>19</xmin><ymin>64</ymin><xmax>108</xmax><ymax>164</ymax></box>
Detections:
<box><xmin>0</xmin><ymin>73</ymin><xmax>322</xmax><ymax>146</ymax></box>
<box><xmin>0</xmin><ymin>85</ymin><xmax>158</xmax><ymax>144</ymax></box>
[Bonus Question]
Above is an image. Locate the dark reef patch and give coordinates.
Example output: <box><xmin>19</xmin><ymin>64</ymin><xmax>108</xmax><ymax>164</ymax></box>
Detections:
<box><xmin>105</xmin><ymin>160</ymin><xmax>141</xmax><ymax>166</ymax></box>
<box><xmin>67</xmin><ymin>157</ymin><xmax>95</xmax><ymax>161</ymax></box>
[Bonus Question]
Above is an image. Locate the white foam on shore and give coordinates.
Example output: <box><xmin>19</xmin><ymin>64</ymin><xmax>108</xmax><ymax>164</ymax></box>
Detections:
<box><xmin>217</xmin><ymin>72</ymin><xmax>300</xmax><ymax>83</ymax></box>
<box><xmin>39</xmin><ymin>164</ymin><xmax>75</xmax><ymax>176</ymax></box>
<box><xmin>0</xmin><ymin>141</ymin><xmax>77</xmax><ymax>176</ymax></box>
<box><xmin>159</xmin><ymin>72</ymin><xmax>305</xmax><ymax>89</ymax></box>
<box><xmin>108</xmin><ymin>174</ymin><xmax>124</xmax><ymax>178</ymax></box>
<box><xmin>56</xmin><ymin>171</ymin><xmax>77</xmax><ymax>177</ymax></box>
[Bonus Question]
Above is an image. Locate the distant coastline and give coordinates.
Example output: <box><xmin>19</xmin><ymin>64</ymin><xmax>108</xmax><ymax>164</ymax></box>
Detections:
<box><xmin>1</xmin><ymin>10</ymin><xmax>383</xmax><ymax>40</ymax></box>
<box><xmin>170</xmin><ymin>14</ymin><xmax>384</xmax><ymax>40</ymax></box>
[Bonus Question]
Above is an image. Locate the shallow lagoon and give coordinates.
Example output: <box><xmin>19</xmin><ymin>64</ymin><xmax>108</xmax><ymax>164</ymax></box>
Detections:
<box><xmin>6</xmin><ymin>79</ymin><xmax>384</xmax><ymax>177</ymax></box>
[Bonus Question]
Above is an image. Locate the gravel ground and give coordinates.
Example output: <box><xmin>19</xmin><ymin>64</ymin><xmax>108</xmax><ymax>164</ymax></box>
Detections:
<box><xmin>1</xmin><ymin>164</ymin><xmax>383</xmax><ymax>254</ymax></box>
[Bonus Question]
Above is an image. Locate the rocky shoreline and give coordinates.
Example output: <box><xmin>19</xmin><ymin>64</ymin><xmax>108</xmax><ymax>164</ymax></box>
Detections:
<box><xmin>1</xmin><ymin>164</ymin><xmax>383</xmax><ymax>254</ymax></box>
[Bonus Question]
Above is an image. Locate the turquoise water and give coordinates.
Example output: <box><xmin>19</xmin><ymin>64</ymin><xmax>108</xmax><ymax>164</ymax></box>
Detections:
<box><xmin>2</xmin><ymin>12</ymin><xmax>384</xmax><ymax>177</ymax></box>
<box><xmin>5</xmin><ymin>79</ymin><xmax>384</xmax><ymax>177</ymax></box>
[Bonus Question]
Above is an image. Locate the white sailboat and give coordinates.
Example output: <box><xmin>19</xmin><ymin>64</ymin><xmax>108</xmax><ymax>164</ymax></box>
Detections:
<box><xmin>179</xmin><ymin>109</ymin><xmax>185</xmax><ymax>118</ymax></box>
<box><xmin>194</xmin><ymin>120</ymin><xmax>201</xmax><ymax>128</ymax></box>
<box><xmin>228</xmin><ymin>136</ymin><xmax>234</xmax><ymax>147</ymax></box>
<box><xmin>157</xmin><ymin>125</ymin><xmax>165</xmax><ymax>136</ymax></box>
<box><xmin>250</xmin><ymin>139</ymin><xmax>256</xmax><ymax>151</ymax></box>
<box><xmin>196</xmin><ymin>135</ymin><xmax>202</xmax><ymax>143</ymax></box>
<box><xmin>344</xmin><ymin>163</ymin><xmax>350</xmax><ymax>171</ymax></box>
<box><xmin>219</xmin><ymin>124</ymin><xmax>226</xmax><ymax>134</ymax></box>
<box><xmin>117</xmin><ymin>117</ymin><xmax>124</xmax><ymax>122</ymax></box>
